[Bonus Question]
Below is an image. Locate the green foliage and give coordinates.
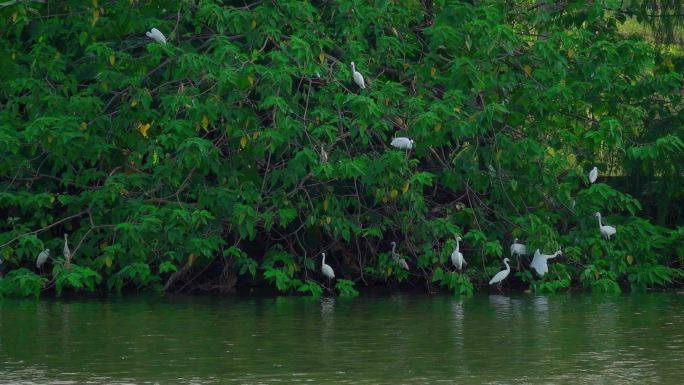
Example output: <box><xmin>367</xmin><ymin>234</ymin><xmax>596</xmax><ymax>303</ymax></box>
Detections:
<box><xmin>0</xmin><ymin>268</ymin><xmax>47</xmax><ymax>298</ymax></box>
<box><xmin>1</xmin><ymin>0</ymin><xmax>683</xmax><ymax>297</ymax></box>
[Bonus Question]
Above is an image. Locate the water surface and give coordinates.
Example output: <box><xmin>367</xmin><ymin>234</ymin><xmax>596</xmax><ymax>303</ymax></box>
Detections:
<box><xmin>1</xmin><ymin>293</ymin><xmax>683</xmax><ymax>384</ymax></box>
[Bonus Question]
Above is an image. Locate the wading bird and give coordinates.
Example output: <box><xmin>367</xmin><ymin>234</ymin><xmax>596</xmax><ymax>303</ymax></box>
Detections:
<box><xmin>510</xmin><ymin>238</ymin><xmax>529</xmax><ymax>258</ymax></box>
<box><xmin>530</xmin><ymin>248</ymin><xmax>561</xmax><ymax>277</ymax></box>
<box><xmin>321</xmin><ymin>252</ymin><xmax>335</xmax><ymax>282</ymax></box>
<box><xmin>589</xmin><ymin>166</ymin><xmax>598</xmax><ymax>184</ymax></box>
<box><xmin>390</xmin><ymin>137</ymin><xmax>414</xmax><ymax>150</ymax></box>
<box><xmin>451</xmin><ymin>236</ymin><xmax>466</xmax><ymax>271</ymax></box>
<box><xmin>146</xmin><ymin>28</ymin><xmax>167</xmax><ymax>44</ymax></box>
<box><xmin>350</xmin><ymin>61</ymin><xmax>365</xmax><ymax>89</ymax></box>
<box><xmin>489</xmin><ymin>258</ymin><xmax>511</xmax><ymax>286</ymax></box>
<box><xmin>595</xmin><ymin>212</ymin><xmax>616</xmax><ymax>240</ymax></box>
<box><xmin>63</xmin><ymin>234</ymin><xmax>72</xmax><ymax>265</ymax></box>
<box><xmin>36</xmin><ymin>249</ymin><xmax>50</xmax><ymax>268</ymax></box>
<box><xmin>390</xmin><ymin>241</ymin><xmax>409</xmax><ymax>271</ymax></box>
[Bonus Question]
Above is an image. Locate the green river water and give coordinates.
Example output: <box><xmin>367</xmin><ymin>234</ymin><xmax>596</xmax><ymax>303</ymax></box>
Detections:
<box><xmin>1</xmin><ymin>293</ymin><xmax>683</xmax><ymax>384</ymax></box>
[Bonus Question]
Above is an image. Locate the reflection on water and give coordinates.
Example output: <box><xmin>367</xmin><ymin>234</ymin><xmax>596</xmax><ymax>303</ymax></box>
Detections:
<box><xmin>1</xmin><ymin>293</ymin><xmax>684</xmax><ymax>384</ymax></box>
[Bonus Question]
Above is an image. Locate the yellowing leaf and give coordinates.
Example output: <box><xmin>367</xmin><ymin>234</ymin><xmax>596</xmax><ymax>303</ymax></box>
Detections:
<box><xmin>91</xmin><ymin>9</ymin><xmax>99</xmax><ymax>26</ymax></box>
<box><xmin>319</xmin><ymin>52</ymin><xmax>325</xmax><ymax>64</ymax></box>
<box><xmin>430</xmin><ymin>67</ymin><xmax>436</xmax><ymax>77</ymax></box>
<box><xmin>138</xmin><ymin>122</ymin><xmax>151</xmax><ymax>138</ymax></box>
<box><xmin>130</xmin><ymin>99</ymin><xmax>138</xmax><ymax>107</ymax></box>
<box><xmin>567</xmin><ymin>48</ymin><xmax>575</xmax><ymax>58</ymax></box>
<box><xmin>390</xmin><ymin>189</ymin><xmax>399</xmax><ymax>199</ymax></box>
<box><xmin>105</xmin><ymin>256</ymin><xmax>112</xmax><ymax>268</ymax></box>
<box><xmin>12</xmin><ymin>12</ymin><xmax>17</xmax><ymax>23</ymax></box>
<box><xmin>80</xmin><ymin>122</ymin><xmax>88</xmax><ymax>131</ymax></box>
<box><xmin>152</xmin><ymin>151</ymin><xmax>159</xmax><ymax>165</ymax></box>
<box><xmin>187</xmin><ymin>253</ymin><xmax>197</xmax><ymax>267</ymax></box>
<box><xmin>109</xmin><ymin>54</ymin><xmax>115</xmax><ymax>65</ymax></box>
<box><xmin>453</xmin><ymin>106</ymin><xmax>461</xmax><ymax>113</ymax></box>
<box><xmin>201</xmin><ymin>115</ymin><xmax>209</xmax><ymax>131</ymax></box>
<box><xmin>11</xmin><ymin>52</ymin><xmax>16</xmax><ymax>60</ymax></box>
<box><xmin>251</xmin><ymin>19</ymin><xmax>257</xmax><ymax>29</ymax></box>
<box><xmin>434</xmin><ymin>123</ymin><xmax>442</xmax><ymax>132</ymax></box>
<box><xmin>626</xmin><ymin>255</ymin><xmax>634</xmax><ymax>265</ymax></box>
<box><xmin>240</xmin><ymin>136</ymin><xmax>248</xmax><ymax>148</ymax></box>
<box><xmin>323</xmin><ymin>199</ymin><xmax>329</xmax><ymax>211</ymax></box>
<box><xmin>247</xmin><ymin>75</ymin><xmax>255</xmax><ymax>86</ymax></box>
<box><xmin>92</xmin><ymin>0</ymin><xmax>98</xmax><ymax>7</ymax></box>
<box><xmin>325</xmin><ymin>216</ymin><xmax>332</xmax><ymax>224</ymax></box>
<box><xmin>252</xmin><ymin>131</ymin><xmax>260</xmax><ymax>140</ymax></box>
<box><xmin>523</xmin><ymin>64</ymin><xmax>532</xmax><ymax>76</ymax></box>
<box><xmin>402</xmin><ymin>182</ymin><xmax>409</xmax><ymax>193</ymax></box>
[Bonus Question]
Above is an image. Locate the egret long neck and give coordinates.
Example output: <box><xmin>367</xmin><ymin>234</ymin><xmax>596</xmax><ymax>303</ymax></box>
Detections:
<box><xmin>391</xmin><ymin>243</ymin><xmax>396</xmax><ymax>255</ymax></box>
<box><xmin>456</xmin><ymin>238</ymin><xmax>460</xmax><ymax>252</ymax></box>
<box><xmin>322</xmin><ymin>254</ymin><xmax>326</xmax><ymax>267</ymax></box>
<box><xmin>597</xmin><ymin>213</ymin><xmax>603</xmax><ymax>227</ymax></box>
<box><xmin>504</xmin><ymin>259</ymin><xmax>510</xmax><ymax>271</ymax></box>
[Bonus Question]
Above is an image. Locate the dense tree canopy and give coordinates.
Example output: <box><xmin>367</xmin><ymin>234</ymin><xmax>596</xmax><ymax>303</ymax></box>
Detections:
<box><xmin>1</xmin><ymin>0</ymin><xmax>683</xmax><ymax>297</ymax></box>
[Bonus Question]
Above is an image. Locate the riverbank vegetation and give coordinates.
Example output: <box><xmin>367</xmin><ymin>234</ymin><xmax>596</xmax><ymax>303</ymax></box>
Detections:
<box><xmin>1</xmin><ymin>0</ymin><xmax>684</xmax><ymax>298</ymax></box>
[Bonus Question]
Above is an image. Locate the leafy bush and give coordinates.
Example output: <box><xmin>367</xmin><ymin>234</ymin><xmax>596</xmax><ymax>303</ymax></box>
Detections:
<box><xmin>1</xmin><ymin>1</ymin><xmax>683</xmax><ymax>297</ymax></box>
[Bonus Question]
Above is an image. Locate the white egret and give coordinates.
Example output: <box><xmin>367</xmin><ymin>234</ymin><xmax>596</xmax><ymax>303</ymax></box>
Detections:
<box><xmin>146</xmin><ymin>28</ymin><xmax>167</xmax><ymax>44</ymax></box>
<box><xmin>36</xmin><ymin>248</ymin><xmax>50</xmax><ymax>268</ymax></box>
<box><xmin>390</xmin><ymin>137</ymin><xmax>414</xmax><ymax>150</ymax></box>
<box><xmin>63</xmin><ymin>234</ymin><xmax>72</xmax><ymax>264</ymax></box>
<box><xmin>510</xmin><ymin>238</ymin><xmax>529</xmax><ymax>258</ymax></box>
<box><xmin>595</xmin><ymin>212</ymin><xmax>616</xmax><ymax>240</ymax></box>
<box><xmin>450</xmin><ymin>236</ymin><xmax>466</xmax><ymax>271</ymax></box>
<box><xmin>589</xmin><ymin>166</ymin><xmax>598</xmax><ymax>184</ymax></box>
<box><xmin>320</xmin><ymin>145</ymin><xmax>328</xmax><ymax>163</ymax></box>
<box><xmin>321</xmin><ymin>252</ymin><xmax>335</xmax><ymax>281</ymax></box>
<box><xmin>350</xmin><ymin>61</ymin><xmax>365</xmax><ymax>89</ymax></box>
<box><xmin>489</xmin><ymin>258</ymin><xmax>511</xmax><ymax>286</ymax></box>
<box><xmin>530</xmin><ymin>248</ymin><xmax>561</xmax><ymax>277</ymax></box>
<box><xmin>390</xmin><ymin>241</ymin><xmax>409</xmax><ymax>271</ymax></box>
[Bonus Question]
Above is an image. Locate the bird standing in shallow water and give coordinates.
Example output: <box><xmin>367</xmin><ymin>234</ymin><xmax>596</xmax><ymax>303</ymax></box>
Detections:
<box><xmin>350</xmin><ymin>61</ymin><xmax>365</xmax><ymax>89</ymax></box>
<box><xmin>321</xmin><ymin>252</ymin><xmax>335</xmax><ymax>283</ymax></box>
<box><xmin>595</xmin><ymin>212</ymin><xmax>616</xmax><ymax>240</ymax></box>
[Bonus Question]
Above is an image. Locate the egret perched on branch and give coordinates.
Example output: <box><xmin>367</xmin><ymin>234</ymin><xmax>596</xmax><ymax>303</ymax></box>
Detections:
<box><xmin>390</xmin><ymin>241</ymin><xmax>409</xmax><ymax>271</ymax></box>
<box><xmin>510</xmin><ymin>238</ymin><xmax>529</xmax><ymax>258</ymax></box>
<box><xmin>530</xmin><ymin>248</ymin><xmax>561</xmax><ymax>277</ymax></box>
<box><xmin>489</xmin><ymin>258</ymin><xmax>511</xmax><ymax>286</ymax></box>
<box><xmin>350</xmin><ymin>61</ymin><xmax>365</xmax><ymax>89</ymax></box>
<box><xmin>595</xmin><ymin>212</ymin><xmax>616</xmax><ymax>240</ymax></box>
<box><xmin>450</xmin><ymin>236</ymin><xmax>466</xmax><ymax>271</ymax></box>
<box><xmin>36</xmin><ymin>249</ymin><xmax>50</xmax><ymax>268</ymax></box>
<box><xmin>321</xmin><ymin>252</ymin><xmax>335</xmax><ymax>281</ymax></box>
<box><xmin>63</xmin><ymin>234</ymin><xmax>72</xmax><ymax>265</ymax></box>
<box><xmin>146</xmin><ymin>28</ymin><xmax>167</xmax><ymax>44</ymax></box>
<box><xmin>589</xmin><ymin>166</ymin><xmax>598</xmax><ymax>184</ymax></box>
<box><xmin>390</xmin><ymin>137</ymin><xmax>414</xmax><ymax>150</ymax></box>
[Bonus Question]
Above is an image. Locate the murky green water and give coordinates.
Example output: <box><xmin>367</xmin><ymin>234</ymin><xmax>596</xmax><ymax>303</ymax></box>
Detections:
<box><xmin>1</xmin><ymin>293</ymin><xmax>683</xmax><ymax>384</ymax></box>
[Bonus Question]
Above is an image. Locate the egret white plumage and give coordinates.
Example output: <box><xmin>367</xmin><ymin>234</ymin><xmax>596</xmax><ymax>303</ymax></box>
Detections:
<box><xmin>595</xmin><ymin>212</ymin><xmax>616</xmax><ymax>240</ymax></box>
<box><xmin>530</xmin><ymin>248</ymin><xmax>561</xmax><ymax>277</ymax></box>
<box><xmin>36</xmin><ymin>249</ymin><xmax>50</xmax><ymax>268</ymax></box>
<box><xmin>390</xmin><ymin>137</ymin><xmax>414</xmax><ymax>150</ymax></box>
<box><xmin>321</xmin><ymin>252</ymin><xmax>335</xmax><ymax>280</ymax></box>
<box><xmin>390</xmin><ymin>241</ymin><xmax>409</xmax><ymax>271</ymax></box>
<box><xmin>589</xmin><ymin>166</ymin><xmax>598</xmax><ymax>184</ymax></box>
<box><xmin>350</xmin><ymin>61</ymin><xmax>365</xmax><ymax>89</ymax></box>
<box><xmin>450</xmin><ymin>236</ymin><xmax>466</xmax><ymax>271</ymax></box>
<box><xmin>146</xmin><ymin>28</ymin><xmax>167</xmax><ymax>44</ymax></box>
<box><xmin>63</xmin><ymin>234</ymin><xmax>71</xmax><ymax>264</ymax></box>
<box><xmin>489</xmin><ymin>258</ymin><xmax>511</xmax><ymax>286</ymax></box>
<box><xmin>510</xmin><ymin>238</ymin><xmax>529</xmax><ymax>258</ymax></box>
